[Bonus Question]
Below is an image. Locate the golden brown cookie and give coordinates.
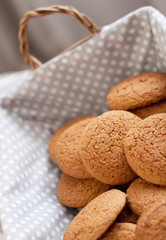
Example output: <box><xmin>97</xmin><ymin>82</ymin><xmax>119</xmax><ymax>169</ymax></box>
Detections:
<box><xmin>57</xmin><ymin>174</ymin><xmax>110</xmax><ymax>208</ymax></box>
<box><xmin>80</xmin><ymin>110</ymin><xmax>141</xmax><ymax>185</ymax></box>
<box><xmin>99</xmin><ymin>223</ymin><xmax>136</xmax><ymax>240</ymax></box>
<box><xmin>124</xmin><ymin>113</ymin><xmax>166</xmax><ymax>186</ymax></box>
<box><xmin>107</xmin><ymin>72</ymin><xmax>166</xmax><ymax>110</ymax></box>
<box><xmin>136</xmin><ymin>201</ymin><xmax>166</xmax><ymax>240</ymax></box>
<box><xmin>63</xmin><ymin>189</ymin><xmax>126</xmax><ymax>240</ymax></box>
<box><xmin>130</xmin><ymin>99</ymin><xmax>166</xmax><ymax>119</ymax></box>
<box><xmin>51</xmin><ymin>118</ymin><xmax>95</xmax><ymax>179</ymax></box>
<box><xmin>49</xmin><ymin>115</ymin><xmax>94</xmax><ymax>156</ymax></box>
<box><xmin>117</xmin><ymin>206</ymin><xmax>139</xmax><ymax>224</ymax></box>
<box><xmin>127</xmin><ymin>178</ymin><xmax>166</xmax><ymax>216</ymax></box>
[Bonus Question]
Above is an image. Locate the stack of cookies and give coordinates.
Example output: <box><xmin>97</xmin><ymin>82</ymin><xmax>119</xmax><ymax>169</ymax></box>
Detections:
<box><xmin>49</xmin><ymin>72</ymin><xmax>166</xmax><ymax>240</ymax></box>
<box><xmin>107</xmin><ymin>72</ymin><xmax>166</xmax><ymax>118</ymax></box>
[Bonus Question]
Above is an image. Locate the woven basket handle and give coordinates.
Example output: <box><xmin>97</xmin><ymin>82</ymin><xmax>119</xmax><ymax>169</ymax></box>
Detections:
<box><xmin>19</xmin><ymin>5</ymin><xmax>101</xmax><ymax>69</ymax></box>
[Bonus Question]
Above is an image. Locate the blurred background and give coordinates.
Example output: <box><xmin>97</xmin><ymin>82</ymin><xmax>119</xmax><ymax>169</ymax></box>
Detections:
<box><xmin>1</xmin><ymin>0</ymin><xmax>166</xmax><ymax>73</ymax></box>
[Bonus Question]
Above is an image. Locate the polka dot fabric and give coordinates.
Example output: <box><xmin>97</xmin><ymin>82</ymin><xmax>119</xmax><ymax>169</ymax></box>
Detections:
<box><xmin>0</xmin><ymin>6</ymin><xmax>166</xmax><ymax>240</ymax></box>
<box><xmin>0</xmin><ymin>109</ymin><xmax>78</xmax><ymax>240</ymax></box>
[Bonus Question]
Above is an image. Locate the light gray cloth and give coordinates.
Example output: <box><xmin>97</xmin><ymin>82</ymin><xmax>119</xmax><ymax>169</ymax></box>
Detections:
<box><xmin>0</xmin><ymin>6</ymin><xmax>166</xmax><ymax>240</ymax></box>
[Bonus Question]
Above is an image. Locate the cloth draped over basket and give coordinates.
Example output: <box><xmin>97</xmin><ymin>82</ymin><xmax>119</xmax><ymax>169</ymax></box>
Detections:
<box><xmin>0</xmin><ymin>5</ymin><xmax>166</xmax><ymax>240</ymax></box>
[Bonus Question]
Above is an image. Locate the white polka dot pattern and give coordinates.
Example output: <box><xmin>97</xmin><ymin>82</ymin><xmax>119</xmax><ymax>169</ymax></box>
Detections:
<box><xmin>0</xmin><ymin>6</ymin><xmax>166</xmax><ymax>239</ymax></box>
<box><xmin>0</xmin><ymin>109</ymin><xmax>78</xmax><ymax>240</ymax></box>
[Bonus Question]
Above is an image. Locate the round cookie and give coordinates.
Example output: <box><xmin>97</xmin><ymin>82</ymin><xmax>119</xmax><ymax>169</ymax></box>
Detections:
<box><xmin>49</xmin><ymin>115</ymin><xmax>94</xmax><ymax>155</ymax></box>
<box><xmin>63</xmin><ymin>189</ymin><xmax>126</xmax><ymax>240</ymax></box>
<box><xmin>124</xmin><ymin>113</ymin><xmax>166</xmax><ymax>186</ymax></box>
<box><xmin>80</xmin><ymin>110</ymin><xmax>141</xmax><ymax>185</ymax></box>
<box><xmin>136</xmin><ymin>201</ymin><xmax>166</xmax><ymax>240</ymax></box>
<box><xmin>99</xmin><ymin>223</ymin><xmax>136</xmax><ymax>240</ymax></box>
<box><xmin>131</xmin><ymin>99</ymin><xmax>166</xmax><ymax>119</ymax></box>
<box><xmin>117</xmin><ymin>206</ymin><xmax>139</xmax><ymax>224</ymax></box>
<box><xmin>127</xmin><ymin>177</ymin><xmax>166</xmax><ymax>216</ymax></box>
<box><xmin>57</xmin><ymin>175</ymin><xmax>110</xmax><ymax>208</ymax></box>
<box><xmin>107</xmin><ymin>72</ymin><xmax>166</xmax><ymax>110</ymax></box>
<box><xmin>51</xmin><ymin>118</ymin><xmax>95</xmax><ymax>179</ymax></box>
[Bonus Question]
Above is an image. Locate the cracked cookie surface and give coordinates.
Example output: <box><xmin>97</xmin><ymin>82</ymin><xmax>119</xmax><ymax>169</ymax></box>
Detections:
<box><xmin>136</xmin><ymin>201</ymin><xmax>166</xmax><ymax>240</ymax></box>
<box><xmin>80</xmin><ymin>110</ymin><xmax>141</xmax><ymax>185</ymax></box>
<box><xmin>51</xmin><ymin>118</ymin><xmax>95</xmax><ymax>179</ymax></box>
<box><xmin>107</xmin><ymin>72</ymin><xmax>166</xmax><ymax>110</ymax></box>
<box><xmin>127</xmin><ymin>178</ymin><xmax>166</xmax><ymax>216</ymax></box>
<box><xmin>124</xmin><ymin>113</ymin><xmax>166</xmax><ymax>186</ymax></box>
<box><xmin>130</xmin><ymin>99</ymin><xmax>166</xmax><ymax>119</ymax></box>
<box><xmin>49</xmin><ymin>115</ymin><xmax>94</xmax><ymax>161</ymax></box>
<box><xmin>99</xmin><ymin>223</ymin><xmax>136</xmax><ymax>240</ymax></box>
<box><xmin>57</xmin><ymin>174</ymin><xmax>110</xmax><ymax>208</ymax></box>
<box><xmin>63</xmin><ymin>189</ymin><xmax>126</xmax><ymax>240</ymax></box>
